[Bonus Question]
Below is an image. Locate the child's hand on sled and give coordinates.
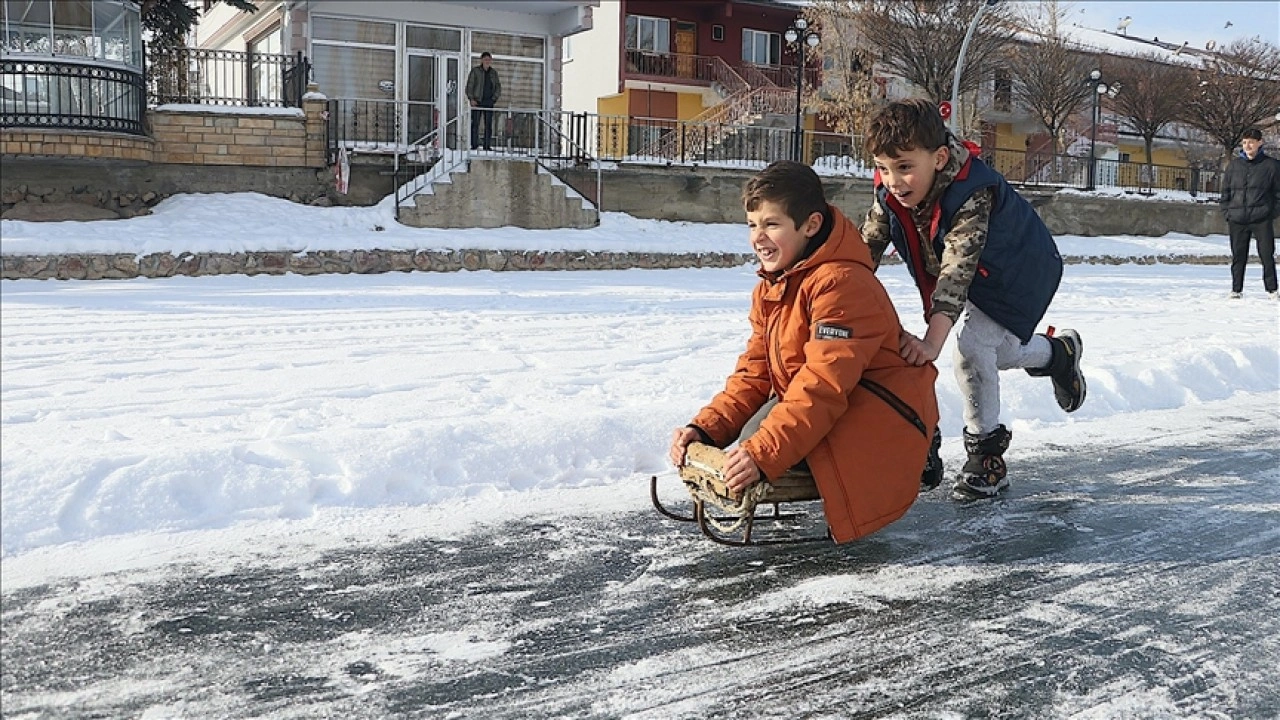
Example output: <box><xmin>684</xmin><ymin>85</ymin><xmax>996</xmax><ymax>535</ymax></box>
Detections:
<box><xmin>669</xmin><ymin>427</ymin><xmax>700</xmax><ymax>467</ymax></box>
<box><xmin>722</xmin><ymin>447</ymin><xmax>764</xmax><ymax>496</ymax></box>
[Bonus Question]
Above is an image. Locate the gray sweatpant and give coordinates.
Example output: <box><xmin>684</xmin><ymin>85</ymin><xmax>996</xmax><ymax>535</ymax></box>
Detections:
<box><xmin>953</xmin><ymin>303</ymin><xmax>1052</xmax><ymax>436</ymax></box>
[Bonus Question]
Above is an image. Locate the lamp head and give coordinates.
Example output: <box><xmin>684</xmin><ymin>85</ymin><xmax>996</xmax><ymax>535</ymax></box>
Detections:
<box><xmin>784</xmin><ymin>28</ymin><xmax>799</xmax><ymax>43</ymax></box>
<box><xmin>1090</xmin><ymin>69</ymin><xmax>1101</xmax><ymax>81</ymax></box>
<box><xmin>794</xmin><ymin>17</ymin><xmax>808</xmax><ymax>31</ymax></box>
<box><xmin>806</xmin><ymin>33</ymin><xmax>820</xmax><ymax>48</ymax></box>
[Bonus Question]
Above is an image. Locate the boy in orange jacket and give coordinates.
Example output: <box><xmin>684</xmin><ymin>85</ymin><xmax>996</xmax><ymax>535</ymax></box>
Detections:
<box><xmin>669</xmin><ymin>161</ymin><xmax>941</xmax><ymax>543</ymax></box>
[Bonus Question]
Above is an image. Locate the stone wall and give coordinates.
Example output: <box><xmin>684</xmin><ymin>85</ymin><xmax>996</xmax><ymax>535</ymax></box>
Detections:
<box><xmin>1</xmin><ymin>249</ymin><xmax>756</xmax><ymax>280</ymax></box>
<box><xmin>554</xmin><ymin>166</ymin><xmax>1232</xmax><ymax>238</ymax></box>
<box><xmin>0</xmin><ymin>129</ymin><xmax>153</xmax><ymax>162</ymax></box>
<box><xmin>0</xmin><ymin>87</ymin><xmax>339</xmax><ymax>221</ymax></box>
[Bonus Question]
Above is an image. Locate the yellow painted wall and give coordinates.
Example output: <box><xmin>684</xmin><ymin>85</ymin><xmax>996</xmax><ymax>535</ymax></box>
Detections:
<box><xmin>598</xmin><ymin>94</ymin><xmax>627</xmax><ymax>117</ymax></box>
<box><xmin>1116</xmin><ymin>142</ymin><xmax>1182</xmax><ymax>166</ymax></box>
<box><xmin>597</xmin><ymin>94</ymin><xmax>630</xmax><ymax>159</ymax></box>
<box><xmin>677</xmin><ymin>92</ymin><xmax>706</xmax><ymax>121</ymax></box>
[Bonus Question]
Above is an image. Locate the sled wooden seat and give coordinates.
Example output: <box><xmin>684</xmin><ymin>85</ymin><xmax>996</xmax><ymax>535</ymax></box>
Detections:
<box><xmin>680</xmin><ymin>442</ymin><xmax>821</xmax><ymax>507</ymax></box>
<box><xmin>650</xmin><ymin>443</ymin><xmax>828</xmax><ymax>546</ymax></box>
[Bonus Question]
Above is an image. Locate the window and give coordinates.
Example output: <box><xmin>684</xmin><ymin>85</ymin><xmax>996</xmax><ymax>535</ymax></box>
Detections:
<box><xmin>470</xmin><ymin>31</ymin><xmax>547</xmax><ymax>111</ymax></box>
<box><xmin>1</xmin><ymin>0</ymin><xmax>140</xmax><ymax>66</ymax></box>
<box><xmin>712</xmin><ymin>25</ymin><xmax>724</xmax><ymax>42</ymax></box>
<box><xmin>742</xmin><ymin>29</ymin><xmax>780</xmax><ymax>66</ymax></box>
<box><xmin>993</xmin><ymin>68</ymin><xmax>1011</xmax><ymax>112</ymax></box>
<box><xmin>472</xmin><ymin>31</ymin><xmax>544</xmax><ymax>59</ymax></box>
<box><xmin>312</xmin><ymin>17</ymin><xmax>395</xmax><ymax>45</ymax></box>
<box><xmin>248</xmin><ymin>24</ymin><xmax>282</xmax><ymax>105</ymax></box>
<box><xmin>406</xmin><ymin>25</ymin><xmax>461</xmax><ymax>52</ymax></box>
<box><xmin>625</xmin><ymin>15</ymin><xmax>669</xmax><ymax>53</ymax></box>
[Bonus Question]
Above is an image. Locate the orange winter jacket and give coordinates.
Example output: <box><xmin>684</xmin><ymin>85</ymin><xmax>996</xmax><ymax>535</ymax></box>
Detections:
<box><xmin>691</xmin><ymin>206</ymin><xmax>940</xmax><ymax>543</ymax></box>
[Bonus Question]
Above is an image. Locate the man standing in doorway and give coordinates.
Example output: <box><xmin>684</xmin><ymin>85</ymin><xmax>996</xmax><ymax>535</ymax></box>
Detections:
<box><xmin>1221</xmin><ymin>127</ymin><xmax>1280</xmax><ymax>299</ymax></box>
<box><xmin>466</xmin><ymin>52</ymin><xmax>501</xmax><ymax>151</ymax></box>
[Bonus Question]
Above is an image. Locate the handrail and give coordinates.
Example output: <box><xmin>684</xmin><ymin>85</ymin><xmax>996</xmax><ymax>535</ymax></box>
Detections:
<box><xmin>534</xmin><ymin>113</ymin><xmax>602</xmax><ymax>210</ymax></box>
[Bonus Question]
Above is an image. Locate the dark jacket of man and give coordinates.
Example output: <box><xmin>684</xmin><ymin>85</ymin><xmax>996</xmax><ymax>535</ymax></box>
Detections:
<box><xmin>1221</xmin><ymin>149</ymin><xmax>1280</xmax><ymax>225</ymax></box>
<box><xmin>465</xmin><ymin>65</ymin><xmax>501</xmax><ymax>107</ymax></box>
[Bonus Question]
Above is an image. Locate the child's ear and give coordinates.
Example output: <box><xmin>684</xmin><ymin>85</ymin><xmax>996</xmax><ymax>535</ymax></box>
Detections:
<box><xmin>934</xmin><ymin>146</ymin><xmax>950</xmax><ymax>171</ymax></box>
<box><xmin>803</xmin><ymin>210</ymin><xmax>824</xmax><ymax>237</ymax></box>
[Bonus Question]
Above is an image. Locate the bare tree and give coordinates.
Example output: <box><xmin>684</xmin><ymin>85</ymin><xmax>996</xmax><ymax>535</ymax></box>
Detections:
<box><xmin>803</xmin><ymin>1</ymin><xmax>878</xmax><ymax>134</ymax></box>
<box><xmin>1008</xmin><ymin>36</ymin><xmax>1096</xmax><ymax>152</ymax></box>
<box><xmin>1100</xmin><ymin>53</ymin><xmax>1195</xmax><ymax>183</ymax></box>
<box><xmin>1184</xmin><ymin>37</ymin><xmax>1280</xmax><ymax>161</ymax></box>
<box><xmin>840</xmin><ymin>0</ymin><xmax>1019</xmax><ymax>108</ymax></box>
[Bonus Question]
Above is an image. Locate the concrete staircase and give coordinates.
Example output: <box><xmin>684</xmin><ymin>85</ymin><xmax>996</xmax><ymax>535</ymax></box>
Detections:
<box><xmin>397</xmin><ymin>157</ymin><xmax>598</xmax><ymax>229</ymax></box>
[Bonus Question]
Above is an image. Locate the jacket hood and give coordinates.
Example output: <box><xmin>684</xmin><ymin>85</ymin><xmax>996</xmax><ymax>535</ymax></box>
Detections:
<box><xmin>759</xmin><ymin>205</ymin><xmax>873</xmax><ymax>283</ymax></box>
<box><xmin>1239</xmin><ymin>148</ymin><xmax>1269</xmax><ymax>161</ymax></box>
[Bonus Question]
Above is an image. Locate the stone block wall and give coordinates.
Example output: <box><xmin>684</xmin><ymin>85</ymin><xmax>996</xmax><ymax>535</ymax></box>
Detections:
<box><xmin>1</xmin><ymin>87</ymin><xmax>338</xmax><ymax>221</ymax></box>
<box><xmin>148</xmin><ymin>101</ymin><xmax>327</xmax><ymax>168</ymax></box>
<box><xmin>0</xmin><ymin>130</ymin><xmax>154</xmax><ymax>162</ymax></box>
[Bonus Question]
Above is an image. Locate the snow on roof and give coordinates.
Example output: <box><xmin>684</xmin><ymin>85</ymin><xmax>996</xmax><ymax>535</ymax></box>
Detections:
<box><xmin>1057</xmin><ymin>24</ymin><xmax>1213</xmax><ymax>69</ymax></box>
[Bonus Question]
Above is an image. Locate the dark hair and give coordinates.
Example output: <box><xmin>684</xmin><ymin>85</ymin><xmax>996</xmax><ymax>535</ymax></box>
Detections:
<box><xmin>864</xmin><ymin>98</ymin><xmax>948</xmax><ymax>158</ymax></box>
<box><xmin>480</xmin><ymin>52</ymin><xmax>492</xmax><ymax>59</ymax></box>
<box><xmin>742</xmin><ymin>160</ymin><xmax>826</xmax><ymax>228</ymax></box>
<box><xmin>1242</xmin><ymin>127</ymin><xmax>1263</xmax><ymax>141</ymax></box>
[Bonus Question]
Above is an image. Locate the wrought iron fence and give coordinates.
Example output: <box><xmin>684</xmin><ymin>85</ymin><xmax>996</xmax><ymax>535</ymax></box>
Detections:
<box><xmin>147</xmin><ymin>46</ymin><xmax>309</xmax><ymax>107</ymax></box>
<box><xmin>984</xmin><ymin>147</ymin><xmax>1222</xmax><ymax>196</ymax></box>
<box><xmin>0</xmin><ymin>58</ymin><xmax>146</xmax><ymax>135</ymax></box>
<box><xmin>320</xmin><ymin>104</ymin><xmax>1223</xmax><ymax>199</ymax></box>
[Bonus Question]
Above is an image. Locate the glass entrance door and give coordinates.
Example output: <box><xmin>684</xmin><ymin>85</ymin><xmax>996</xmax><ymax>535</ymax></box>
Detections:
<box><xmin>406</xmin><ymin>54</ymin><xmax>437</xmax><ymax>148</ymax></box>
<box><xmin>406</xmin><ymin>53</ymin><xmax>461</xmax><ymax>151</ymax></box>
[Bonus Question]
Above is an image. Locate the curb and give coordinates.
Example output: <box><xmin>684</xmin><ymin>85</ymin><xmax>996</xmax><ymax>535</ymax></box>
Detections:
<box><xmin>0</xmin><ymin>250</ymin><xmax>1238</xmax><ymax>281</ymax></box>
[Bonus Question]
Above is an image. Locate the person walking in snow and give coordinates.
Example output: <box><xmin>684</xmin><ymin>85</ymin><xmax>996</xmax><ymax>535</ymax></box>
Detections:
<box><xmin>1220</xmin><ymin>127</ymin><xmax>1280</xmax><ymax>299</ymax></box>
<box><xmin>466</xmin><ymin>52</ymin><xmax>501</xmax><ymax>151</ymax></box>
<box><xmin>669</xmin><ymin>161</ymin><xmax>941</xmax><ymax>544</ymax></box>
<box><xmin>859</xmin><ymin>99</ymin><xmax>1086</xmax><ymax>501</ymax></box>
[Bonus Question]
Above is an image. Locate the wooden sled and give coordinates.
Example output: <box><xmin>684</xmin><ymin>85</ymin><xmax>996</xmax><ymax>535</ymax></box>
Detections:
<box><xmin>650</xmin><ymin>442</ymin><xmax>831</xmax><ymax>546</ymax></box>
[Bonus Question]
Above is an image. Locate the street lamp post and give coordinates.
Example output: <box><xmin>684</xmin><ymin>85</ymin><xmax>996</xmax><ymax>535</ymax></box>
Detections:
<box><xmin>949</xmin><ymin>0</ymin><xmax>1001</xmax><ymax>134</ymax></box>
<box><xmin>1085</xmin><ymin>69</ymin><xmax>1109</xmax><ymax>191</ymax></box>
<box><xmin>784</xmin><ymin>18</ymin><xmax>819</xmax><ymax>162</ymax></box>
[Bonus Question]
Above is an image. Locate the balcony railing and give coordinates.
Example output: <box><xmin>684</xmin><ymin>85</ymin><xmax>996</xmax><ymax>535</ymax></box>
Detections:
<box><xmin>0</xmin><ymin>58</ymin><xmax>146</xmax><ymax>135</ymax></box>
<box><xmin>146</xmin><ymin>47</ymin><xmax>309</xmax><ymax>107</ymax></box>
<box><xmin>623</xmin><ymin>50</ymin><xmax>819</xmax><ymax>94</ymax></box>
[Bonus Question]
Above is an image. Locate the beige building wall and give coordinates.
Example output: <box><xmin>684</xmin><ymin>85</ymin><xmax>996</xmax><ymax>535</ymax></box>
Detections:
<box><xmin>562</xmin><ymin>0</ymin><xmax>622</xmax><ymax>115</ymax></box>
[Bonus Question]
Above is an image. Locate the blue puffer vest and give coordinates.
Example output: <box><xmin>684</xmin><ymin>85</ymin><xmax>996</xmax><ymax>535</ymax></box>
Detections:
<box><xmin>875</xmin><ymin>153</ymin><xmax>1062</xmax><ymax>342</ymax></box>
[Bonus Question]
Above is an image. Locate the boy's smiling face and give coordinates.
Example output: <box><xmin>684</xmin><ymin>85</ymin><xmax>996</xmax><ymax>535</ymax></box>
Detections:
<box><xmin>873</xmin><ymin>145</ymin><xmax>949</xmax><ymax>209</ymax></box>
<box><xmin>746</xmin><ymin>200</ymin><xmax>821</xmax><ymax>273</ymax></box>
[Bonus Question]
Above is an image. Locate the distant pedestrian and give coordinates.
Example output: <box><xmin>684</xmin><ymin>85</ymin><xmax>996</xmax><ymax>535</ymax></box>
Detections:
<box><xmin>1220</xmin><ymin>127</ymin><xmax>1280</xmax><ymax>299</ymax></box>
<box><xmin>466</xmin><ymin>52</ymin><xmax>501</xmax><ymax>151</ymax></box>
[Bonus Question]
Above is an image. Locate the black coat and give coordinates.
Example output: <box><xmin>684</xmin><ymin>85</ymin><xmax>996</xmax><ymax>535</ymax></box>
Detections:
<box><xmin>1220</xmin><ymin>149</ymin><xmax>1280</xmax><ymax>225</ymax></box>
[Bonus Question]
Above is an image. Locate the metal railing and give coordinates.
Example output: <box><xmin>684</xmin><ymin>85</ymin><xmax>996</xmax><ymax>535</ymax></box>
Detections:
<box><xmin>984</xmin><ymin>147</ymin><xmax>1223</xmax><ymax>196</ymax></box>
<box><xmin>386</xmin><ymin>107</ymin><xmax>603</xmax><ymax>220</ymax></box>
<box><xmin>321</xmin><ymin>104</ymin><xmax>1223</xmax><ymax>204</ymax></box>
<box><xmin>0</xmin><ymin>58</ymin><xmax>146</xmax><ymax>135</ymax></box>
<box><xmin>622</xmin><ymin>51</ymin><xmax>822</xmax><ymax>96</ymax></box>
<box><xmin>147</xmin><ymin>47</ymin><xmax>309</xmax><ymax>107</ymax></box>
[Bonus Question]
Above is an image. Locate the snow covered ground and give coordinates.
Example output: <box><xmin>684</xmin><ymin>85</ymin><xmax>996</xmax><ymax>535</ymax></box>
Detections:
<box><xmin>2</xmin><ymin>196</ymin><xmax>1278</xmax><ymax>718</ymax></box>
<box><xmin>0</xmin><ymin>191</ymin><xmax>1235</xmax><ymax>259</ymax></box>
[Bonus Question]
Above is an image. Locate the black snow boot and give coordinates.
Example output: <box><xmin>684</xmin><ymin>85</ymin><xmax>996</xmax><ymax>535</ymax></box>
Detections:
<box><xmin>952</xmin><ymin>425</ymin><xmax>1012</xmax><ymax>500</ymax></box>
<box><xmin>920</xmin><ymin>427</ymin><xmax>943</xmax><ymax>491</ymax></box>
<box><xmin>1026</xmin><ymin>329</ymin><xmax>1086</xmax><ymax>412</ymax></box>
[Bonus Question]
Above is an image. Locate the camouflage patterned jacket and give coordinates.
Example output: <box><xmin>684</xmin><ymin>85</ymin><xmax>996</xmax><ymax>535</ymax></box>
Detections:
<box><xmin>861</xmin><ymin>136</ymin><xmax>991</xmax><ymax>326</ymax></box>
<box><xmin>862</xmin><ymin>136</ymin><xmax>1062</xmax><ymax>342</ymax></box>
